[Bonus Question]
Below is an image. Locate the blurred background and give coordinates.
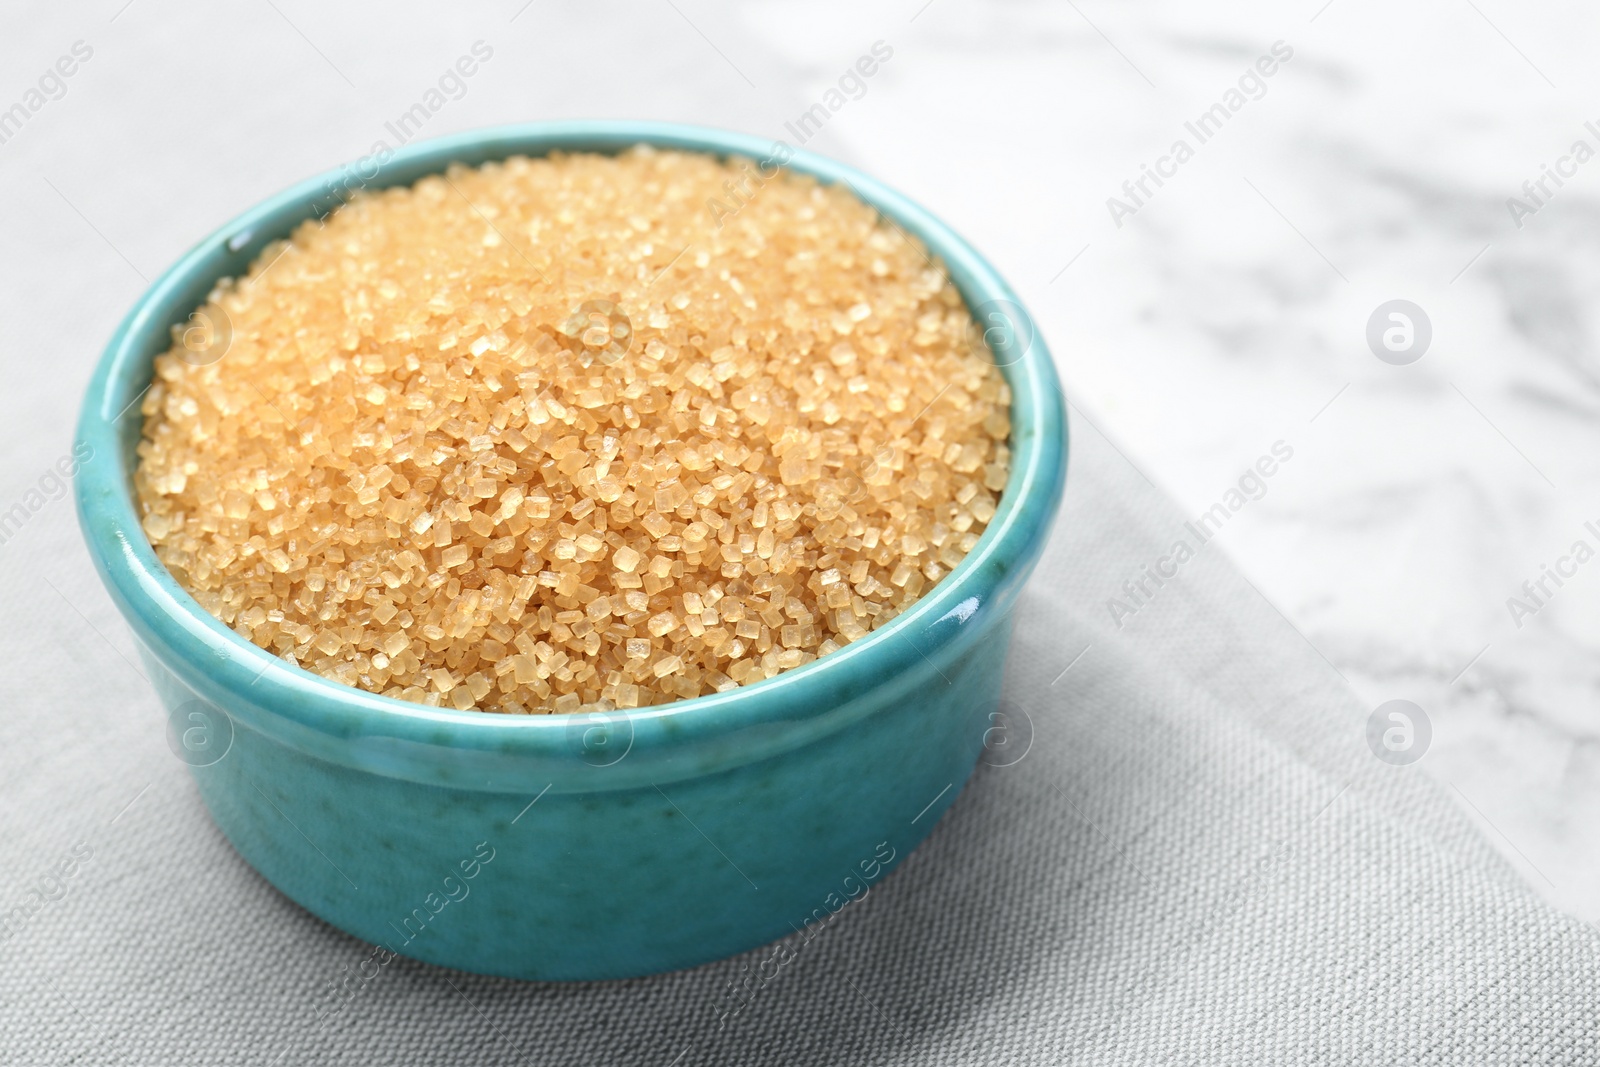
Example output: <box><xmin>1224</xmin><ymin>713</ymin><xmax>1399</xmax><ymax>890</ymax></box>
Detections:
<box><xmin>3</xmin><ymin>0</ymin><xmax>1595</xmax><ymax>926</ymax></box>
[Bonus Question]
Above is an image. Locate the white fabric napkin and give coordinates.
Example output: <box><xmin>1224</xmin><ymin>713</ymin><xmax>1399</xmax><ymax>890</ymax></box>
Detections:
<box><xmin>6</xmin><ymin>421</ymin><xmax>1597</xmax><ymax>1065</ymax></box>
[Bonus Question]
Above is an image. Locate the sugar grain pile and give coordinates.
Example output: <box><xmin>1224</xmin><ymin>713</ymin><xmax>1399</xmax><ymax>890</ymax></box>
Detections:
<box><xmin>135</xmin><ymin>148</ymin><xmax>1010</xmax><ymax>712</ymax></box>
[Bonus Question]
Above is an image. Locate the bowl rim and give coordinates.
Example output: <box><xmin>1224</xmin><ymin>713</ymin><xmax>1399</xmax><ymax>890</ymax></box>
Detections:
<box><xmin>74</xmin><ymin>119</ymin><xmax>1066</xmax><ymax>774</ymax></box>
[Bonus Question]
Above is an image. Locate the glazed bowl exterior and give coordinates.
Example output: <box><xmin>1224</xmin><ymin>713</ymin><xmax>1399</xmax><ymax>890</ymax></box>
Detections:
<box><xmin>73</xmin><ymin>121</ymin><xmax>1067</xmax><ymax>981</ymax></box>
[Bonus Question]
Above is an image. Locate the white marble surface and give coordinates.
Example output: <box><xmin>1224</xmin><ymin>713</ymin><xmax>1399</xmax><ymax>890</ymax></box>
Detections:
<box><xmin>3</xmin><ymin>0</ymin><xmax>1595</xmax><ymax>920</ymax></box>
<box><xmin>784</xmin><ymin>0</ymin><xmax>1600</xmax><ymax>921</ymax></box>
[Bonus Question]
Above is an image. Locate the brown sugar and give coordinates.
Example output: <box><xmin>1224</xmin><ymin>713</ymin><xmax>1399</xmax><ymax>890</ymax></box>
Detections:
<box><xmin>134</xmin><ymin>147</ymin><xmax>1011</xmax><ymax>713</ymax></box>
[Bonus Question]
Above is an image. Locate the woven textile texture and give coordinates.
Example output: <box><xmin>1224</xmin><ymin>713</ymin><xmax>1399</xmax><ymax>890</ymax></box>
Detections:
<box><xmin>5</xmin><ymin>418</ymin><xmax>1599</xmax><ymax>1065</ymax></box>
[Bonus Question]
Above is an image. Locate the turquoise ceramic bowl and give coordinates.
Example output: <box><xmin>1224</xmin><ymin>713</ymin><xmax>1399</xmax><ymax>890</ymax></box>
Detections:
<box><xmin>74</xmin><ymin>121</ymin><xmax>1066</xmax><ymax>981</ymax></box>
